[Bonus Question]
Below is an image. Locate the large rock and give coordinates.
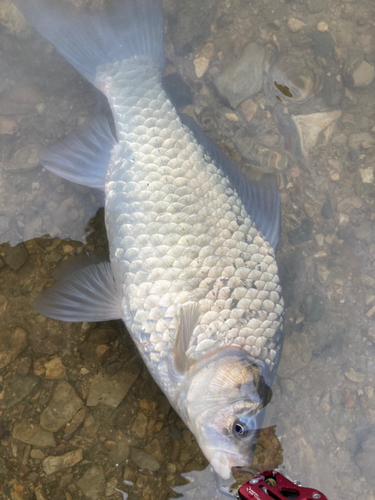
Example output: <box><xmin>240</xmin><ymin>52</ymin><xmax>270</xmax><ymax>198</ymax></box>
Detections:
<box><xmin>0</xmin><ymin>327</ymin><xmax>28</xmax><ymax>370</ymax></box>
<box><xmin>214</xmin><ymin>43</ymin><xmax>265</xmax><ymax>108</ymax></box>
<box><xmin>76</xmin><ymin>466</ymin><xmax>105</xmax><ymax>499</ymax></box>
<box><xmin>12</xmin><ymin>420</ymin><xmax>55</xmax><ymax>447</ymax></box>
<box><xmin>43</xmin><ymin>449</ymin><xmax>83</xmax><ymax>475</ymax></box>
<box><xmin>40</xmin><ymin>381</ymin><xmax>84</xmax><ymax>432</ymax></box>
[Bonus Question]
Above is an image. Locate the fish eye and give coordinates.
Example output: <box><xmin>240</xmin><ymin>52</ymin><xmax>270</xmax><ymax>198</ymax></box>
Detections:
<box><xmin>233</xmin><ymin>420</ymin><xmax>248</xmax><ymax>437</ymax></box>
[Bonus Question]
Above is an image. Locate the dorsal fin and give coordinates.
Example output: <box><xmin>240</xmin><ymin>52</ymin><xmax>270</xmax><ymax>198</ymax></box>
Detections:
<box><xmin>180</xmin><ymin>114</ymin><xmax>281</xmax><ymax>252</ymax></box>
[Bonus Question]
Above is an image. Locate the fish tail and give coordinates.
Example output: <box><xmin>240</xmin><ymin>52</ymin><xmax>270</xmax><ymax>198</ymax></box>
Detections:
<box><xmin>12</xmin><ymin>0</ymin><xmax>165</xmax><ymax>86</ymax></box>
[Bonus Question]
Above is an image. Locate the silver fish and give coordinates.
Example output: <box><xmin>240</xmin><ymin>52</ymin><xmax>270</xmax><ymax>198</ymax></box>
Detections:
<box><xmin>13</xmin><ymin>0</ymin><xmax>284</xmax><ymax>479</ymax></box>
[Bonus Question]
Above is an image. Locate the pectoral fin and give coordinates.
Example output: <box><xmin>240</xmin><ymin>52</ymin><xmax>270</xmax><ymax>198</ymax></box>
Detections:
<box><xmin>172</xmin><ymin>303</ymin><xmax>200</xmax><ymax>375</ymax></box>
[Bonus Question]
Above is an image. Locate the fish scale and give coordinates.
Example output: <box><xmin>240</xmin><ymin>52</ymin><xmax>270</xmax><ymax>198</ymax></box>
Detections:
<box><xmin>99</xmin><ymin>60</ymin><xmax>284</xmax><ymax>395</ymax></box>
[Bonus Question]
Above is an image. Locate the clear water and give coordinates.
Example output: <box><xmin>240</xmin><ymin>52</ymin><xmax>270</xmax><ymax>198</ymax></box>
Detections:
<box><xmin>0</xmin><ymin>0</ymin><xmax>375</xmax><ymax>499</ymax></box>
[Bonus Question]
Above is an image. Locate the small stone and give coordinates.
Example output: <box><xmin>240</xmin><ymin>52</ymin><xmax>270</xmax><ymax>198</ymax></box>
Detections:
<box><xmin>240</xmin><ymin>99</ymin><xmax>257</xmax><ymax>122</ymax></box>
<box><xmin>86</xmin><ymin>366</ymin><xmax>141</xmax><ymax>408</ymax></box>
<box><xmin>43</xmin><ymin>449</ymin><xmax>83</xmax><ymax>475</ymax></box>
<box><xmin>12</xmin><ymin>420</ymin><xmax>56</xmax><ymax>448</ymax></box>
<box><xmin>0</xmin><ymin>373</ymin><xmax>40</xmax><ymax>410</ymax></box>
<box><xmin>34</xmin><ymin>484</ymin><xmax>48</xmax><ymax>500</ymax></box>
<box><xmin>287</xmin><ymin>18</ymin><xmax>306</xmax><ymax>32</ymax></box>
<box><xmin>40</xmin><ymin>381</ymin><xmax>84</xmax><ymax>432</ymax></box>
<box><xmin>315</xmin><ymin>234</ymin><xmax>324</xmax><ymax>246</ymax></box>
<box><xmin>131</xmin><ymin>412</ymin><xmax>148</xmax><ymax>439</ymax></box>
<box><xmin>44</xmin><ymin>357</ymin><xmax>66</xmax><ymax>380</ymax></box>
<box><xmin>334</xmin><ymin>426</ymin><xmax>347</xmax><ymax>443</ymax></box>
<box><xmin>64</xmin><ymin>406</ymin><xmax>89</xmax><ymax>437</ymax></box>
<box><xmin>348</xmin><ymin>132</ymin><xmax>375</xmax><ymax>150</ymax></box>
<box><xmin>331</xmin><ymin>173</ymin><xmax>339</xmax><ymax>181</ymax></box>
<box><xmin>321</xmin><ymin>199</ymin><xmax>333</xmax><ymax>219</ymax></box>
<box><xmin>105</xmin><ymin>478</ymin><xmax>117</xmax><ymax>497</ymax></box>
<box><xmin>224</xmin><ymin>112</ymin><xmax>238</xmax><ymax>122</ymax></box>
<box><xmin>277</xmin><ymin>333</ymin><xmax>312</xmax><ymax>378</ymax></box>
<box><xmin>30</xmin><ymin>449</ymin><xmax>45</xmax><ymax>459</ymax></box>
<box><xmin>353</xmin><ymin>61</ymin><xmax>375</xmax><ymax>88</ymax></box>
<box><xmin>0</xmin><ymin>327</ymin><xmax>28</xmax><ymax>370</ymax></box>
<box><xmin>193</xmin><ymin>56</ymin><xmax>209</xmax><ymax>78</ymax></box>
<box><xmin>88</xmin><ymin>327</ymin><xmax>118</xmax><ymax>344</ymax></box>
<box><xmin>317</xmin><ymin>22</ymin><xmax>328</xmax><ymax>32</ymax></box>
<box><xmin>359</xmin><ymin>167</ymin><xmax>374</xmax><ymax>184</ymax></box>
<box><xmin>0</xmin><ymin>117</ymin><xmax>17</xmax><ymax>135</ymax></box>
<box><xmin>130</xmin><ymin>448</ymin><xmax>160</xmax><ymax>472</ymax></box>
<box><xmin>95</xmin><ymin>344</ymin><xmax>110</xmax><ymax>363</ymax></box>
<box><xmin>364</xmin><ymin>386</ymin><xmax>373</xmax><ymax>399</ymax></box>
<box><xmin>33</xmin><ymin>358</ymin><xmax>47</xmax><ymax>376</ymax></box>
<box><xmin>306</xmin><ymin>0</ymin><xmax>326</xmax><ymax>13</ymax></box>
<box><xmin>5</xmin><ymin>145</ymin><xmax>40</xmax><ymax>172</ymax></box>
<box><xmin>320</xmin><ymin>402</ymin><xmax>330</xmax><ymax>412</ymax></box>
<box><xmin>345</xmin><ymin>370</ymin><xmax>364</xmax><ymax>383</ymax></box>
<box><xmin>1</xmin><ymin>244</ymin><xmax>28</xmax><ymax>271</ymax></box>
<box><xmin>77</xmin><ymin>466</ymin><xmax>105</xmax><ymax>499</ymax></box>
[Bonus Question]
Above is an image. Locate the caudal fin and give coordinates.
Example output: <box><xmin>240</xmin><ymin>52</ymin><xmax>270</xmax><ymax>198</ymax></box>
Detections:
<box><xmin>12</xmin><ymin>0</ymin><xmax>165</xmax><ymax>86</ymax></box>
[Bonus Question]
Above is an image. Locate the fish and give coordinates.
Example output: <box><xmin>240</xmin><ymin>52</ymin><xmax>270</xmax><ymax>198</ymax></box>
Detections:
<box><xmin>12</xmin><ymin>0</ymin><xmax>284</xmax><ymax>480</ymax></box>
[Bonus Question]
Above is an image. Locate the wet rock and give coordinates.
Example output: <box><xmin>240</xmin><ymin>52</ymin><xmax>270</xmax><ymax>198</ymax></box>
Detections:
<box><xmin>108</xmin><ymin>433</ymin><xmax>130</xmax><ymax>464</ymax></box>
<box><xmin>334</xmin><ymin>427</ymin><xmax>347</xmax><ymax>443</ymax></box>
<box><xmin>352</xmin><ymin>61</ymin><xmax>375</xmax><ymax>87</ymax></box>
<box><xmin>1</xmin><ymin>243</ymin><xmax>28</xmax><ymax>271</ymax></box>
<box><xmin>0</xmin><ymin>326</ymin><xmax>28</xmax><ymax>370</ymax></box>
<box><xmin>302</xmin><ymin>295</ymin><xmax>325</xmax><ymax>322</ymax></box>
<box><xmin>44</xmin><ymin>357</ymin><xmax>67</xmax><ymax>380</ymax></box>
<box><xmin>40</xmin><ymin>381</ymin><xmax>84</xmax><ymax>432</ymax></box>
<box><xmin>349</xmin><ymin>132</ymin><xmax>375</xmax><ymax>150</ymax></box>
<box><xmin>86</xmin><ymin>365</ymin><xmax>141</xmax><ymax>408</ymax></box>
<box><xmin>0</xmin><ymin>373</ymin><xmax>40</xmax><ymax>409</ymax></box>
<box><xmin>306</xmin><ymin>0</ymin><xmax>326</xmax><ymax>13</ymax></box>
<box><xmin>166</xmin><ymin>0</ymin><xmax>220</xmax><ymax>53</ymax></box>
<box><xmin>77</xmin><ymin>466</ymin><xmax>106</xmax><ymax>499</ymax></box>
<box><xmin>287</xmin><ymin>219</ymin><xmax>313</xmax><ymax>245</ymax></box>
<box><xmin>277</xmin><ymin>332</ymin><xmax>312</xmax><ymax>378</ymax></box>
<box><xmin>0</xmin><ymin>117</ymin><xmax>17</xmax><ymax>135</ymax></box>
<box><xmin>132</xmin><ymin>411</ymin><xmax>148</xmax><ymax>439</ymax></box>
<box><xmin>34</xmin><ymin>484</ymin><xmax>48</xmax><ymax>500</ymax></box>
<box><xmin>64</xmin><ymin>406</ymin><xmax>89</xmax><ymax>438</ymax></box>
<box><xmin>321</xmin><ymin>199</ymin><xmax>333</xmax><ymax>219</ymax></box>
<box><xmin>5</xmin><ymin>145</ymin><xmax>40</xmax><ymax>173</ymax></box>
<box><xmin>43</xmin><ymin>448</ymin><xmax>83</xmax><ymax>475</ymax></box>
<box><xmin>240</xmin><ymin>99</ymin><xmax>257</xmax><ymax>122</ymax></box>
<box><xmin>359</xmin><ymin>167</ymin><xmax>374</xmax><ymax>183</ymax></box>
<box><xmin>88</xmin><ymin>326</ymin><xmax>118</xmax><ymax>345</ymax></box>
<box><xmin>310</xmin><ymin>31</ymin><xmax>335</xmax><ymax>63</ymax></box>
<box><xmin>131</xmin><ymin>448</ymin><xmax>160</xmax><ymax>472</ymax></box>
<box><xmin>287</xmin><ymin>18</ymin><xmax>306</xmax><ymax>32</ymax></box>
<box><xmin>105</xmin><ymin>478</ymin><xmax>117</xmax><ymax>497</ymax></box>
<box><xmin>13</xmin><ymin>420</ymin><xmax>56</xmax><ymax>447</ymax></box>
<box><xmin>354</xmin><ymin>431</ymin><xmax>375</xmax><ymax>486</ymax></box>
<box><xmin>30</xmin><ymin>449</ymin><xmax>45</xmax><ymax>459</ymax></box>
<box><xmin>344</xmin><ymin>370</ymin><xmax>364</xmax><ymax>383</ymax></box>
<box><xmin>214</xmin><ymin>43</ymin><xmax>265</xmax><ymax>108</ymax></box>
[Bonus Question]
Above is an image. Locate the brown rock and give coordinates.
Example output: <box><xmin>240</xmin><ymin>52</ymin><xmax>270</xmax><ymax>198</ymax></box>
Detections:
<box><xmin>40</xmin><ymin>381</ymin><xmax>84</xmax><ymax>432</ymax></box>
<box><xmin>45</xmin><ymin>357</ymin><xmax>67</xmax><ymax>380</ymax></box>
<box><xmin>241</xmin><ymin>99</ymin><xmax>257</xmax><ymax>122</ymax></box>
<box><xmin>0</xmin><ymin>117</ymin><xmax>17</xmax><ymax>135</ymax></box>
<box><xmin>43</xmin><ymin>449</ymin><xmax>83</xmax><ymax>475</ymax></box>
<box><xmin>87</xmin><ymin>366</ymin><xmax>141</xmax><ymax>408</ymax></box>
<box><xmin>12</xmin><ymin>420</ymin><xmax>56</xmax><ymax>447</ymax></box>
<box><xmin>0</xmin><ymin>327</ymin><xmax>28</xmax><ymax>370</ymax></box>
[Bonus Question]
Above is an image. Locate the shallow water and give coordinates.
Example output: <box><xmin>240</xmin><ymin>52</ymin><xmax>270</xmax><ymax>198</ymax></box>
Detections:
<box><xmin>0</xmin><ymin>0</ymin><xmax>375</xmax><ymax>499</ymax></box>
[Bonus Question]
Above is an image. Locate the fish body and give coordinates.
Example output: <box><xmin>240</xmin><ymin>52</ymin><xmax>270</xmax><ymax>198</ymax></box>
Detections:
<box><xmin>13</xmin><ymin>0</ymin><xmax>284</xmax><ymax>479</ymax></box>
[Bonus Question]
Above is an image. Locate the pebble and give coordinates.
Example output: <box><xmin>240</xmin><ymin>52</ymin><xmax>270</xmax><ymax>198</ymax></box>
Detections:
<box><xmin>364</xmin><ymin>386</ymin><xmax>373</xmax><ymax>399</ymax></box>
<box><xmin>0</xmin><ymin>116</ymin><xmax>17</xmax><ymax>135</ymax></box>
<box><xmin>334</xmin><ymin>427</ymin><xmax>348</xmax><ymax>443</ymax></box>
<box><xmin>12</xmin><ymin>420</ymin><xmax>56</xmax><ymax>448</ymax></box>
<box><xmin>0</xmin><ymin>326</ymin><xmax>28</xmax><ymax>370</ymax></box>
<box><xmin>5</xmin><ymin>145</ymin><xmax>40</xmax><ymax>172</ymax></box>
<box><xmin>64</xmin><ymin>406</ymin><xmax>89</xmax><ymax>438</ymax></box>
<box><xmin>132</xmin><ymin>411</ymin><xmax>148</xmax><ymax>439</ymax></box>
<box><xmin>345</xmin><ymin>370</ymin><xmax>364</xmax><ymax>383</ymax></box>
<box><xmin>194</xmin><ymin>56</ymin><xmax>209</xmax><ymax>79</ymax></box>
<box><xmin>30</xmin><ymin>449</ymin><xmax>45</xmax><ymax>460</ymax></box>
<box><xmin>359</xmin><ymin>167</ymin><xmax>374</xmax><ymax>183</ymax></box>
<box><xmin>43</xmin><ymin>449</ymin><xmax>83</xmax><ymax>475</ymax></box>
<box><xmin>317</xmin><ymin>22</ymin><xmax>328</xmax><ymax>32</ymax></box>
<box><xmin>86</xmin><ymin>366</ymin><xmax>141</xmax><ymax>408</ymax></box>
<box><xmin>39</xmin><ymin>381</ymin><xmax>84</xmax><ymax>432</ymax></box>
<box><xmin>240</xmin><ymin>99</ymin><xmax>257</xmax><ymax>122</ymax></box>
<box><xmin>306</xmin><ymin>0</ymin><xmax>326</xmax><ymax>13</ymax></box>
<box><xmin>44</xmin><ymin>357</ymin><xmax>67</xmax><ymax>380</ymax></box>
<box><xmin>277</xmin><ymin>333</ymin><xmax>312</xmax><ymax>378</ymax></box>
<box><xmin>213</xmin><ymin>43</ymin><xmax>265</xmax><ymax>108</ymax></box>
<box><xmin>0</xmin><ymin>373</ymin><xmax>40</xmax><ymax>410</ymax></box>
<box><xmin>287</xmin><ymin>18</ymin><xmax>306</xmax><ymax>32</ymax></box>
<box><xmin>76</xmin><ymin>466</ymin><xmax>105</xmax><ymax>499</ymax></box>
<box><xmin>352</xmin><ymin>61</ymin><xmax>375</xmax><ymax>87</ymax></box>
<box><xmin>131</xmin><ymin>448</ymin><xmax>160</xmax><ymax>472</ymax></box>
<box><xmin>1</xmin><ymin>244</ymin><xmax>28</xmax><ymax>271</ymax></box>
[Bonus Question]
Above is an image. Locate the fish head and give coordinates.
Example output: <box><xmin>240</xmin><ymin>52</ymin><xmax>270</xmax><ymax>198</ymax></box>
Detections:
<box><xmin>180</xmin><ymin>348</ymin><xmax>271</xmax><ymax>479</ymax></box>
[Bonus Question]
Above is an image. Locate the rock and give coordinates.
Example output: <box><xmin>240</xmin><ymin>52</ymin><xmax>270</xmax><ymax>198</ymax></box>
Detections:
<box><xmin>109</xmin><ymin>433</ymin><xmax>130</xmax><ymax>464</ymax></box>
<box><xmin>334</xmin><ymin>427</ymin><xmax>347</xmax><ymax>443</ymax></box>
<box><xmin>241</xmin><ymin>99</ymin><xmax>257</xmax><ymax>122</ymax></box>
<box><xmin>194</xmin><ymin>56</ymin><xmax>209</xmax><ymax>79</ymax></box>
<box><xmin>44</xmin><ymin>357</ymin><xmax>67</xmax><ymax>380</ymax></box>
<box><xmin>321</xmin><ymin>199</ymin><xmax>333</xmax><ymax>219</ymax></box>
<box><xmin>5</xmin><ymin>145</ymin><xmax>40</xmax><ymax>173</ymax></box>
<box><xmin>344</xmin><ymin>370</ymin><xmax>364</xmax><ymax>383</ymax></box>
<box><xmin>354</xmin><ymin>431</ymin><xmax>375</xmax><ymax>486</ymax></box>
<box><xmin>64</xmin><ymin>406</ymin><xmax>89</xmax><ymax>438</ymax></box>
<box><xmin>0</xmin><ymin>326</ymin><xmax>28</xmax><ymax>369</ymax></box>
<box><xmin>302</xmin><ymin>295</ymin><xmax>325</xmax><ymax>322</ymax></box>
<box><xmin>214</xmin><ymin>43</ymin><xmax>265</xmax><ymax>108</ymax></box>
<box><xmin>287</xmin><ymin>219</ymin><xmax>313</xmax><ymax>245</ymax></box>
<box><xmin>12</xmin><ymin>420</ymin><xmax>56</xmax><ymax>447</ymax></box>
<box><xmin>166</xmin><ymin>0</ymin><xmax>220</xmax><ymax>53</ymax></box>
<box><xmin>287</xmin><ymin>18</ymin><xmax>306</xmax><ymax>32</ymax></box>
<box><xmin>30</xmin><ymin>449</ymin><xmax>45</xmax><ymax>459</ymax></box>
<box><xmin>0</xmin><ymin>373</ymin><xmax>40</xmax><ymax>409</ymax></box>
<box><xmin>43</xmin><ymin>449</ymin><xmax>83</xmax><ymax>475</ymax></box>
<box><xmin>349</xmin><ymin>132</ymin><xmax>375</xmax><ymax>149</ymax></box>
<box><xmin>360</xmin><ymin>167</ymin><xmax>374</xmax><ymax>183</ymax></box>
<box><xmin>306</xmin><ymin>0</ymin><xmax>326</xmax><ymax>13</ymax></box>
<box><xmin>88</xmin><ymin>327</ymin><xmax>118</xmax><ymax>345</ymax></box>
<box><xmin>352</xmin><ymin>61</ymin><xmax>375</xmax><ymax>87</ymax></box>
<box><xmin>76</xmin><ymin>466</ymin><xmax>106</xmax><ymax>499</ymax></box>
<box><xmin>277</xmin><ymin>332</ymin><xmax>312</xmax><ymax>378</ymax></box>
<box><xmin>131</xmin><ymin>448</ymin><xmax>160</xmax><ymax>472</ymax></box>
<box><xmin>1</xmin><ymin>244</ymin><xmax>28</xmax><ymax>271</ymax></box>
<box><xmin>86</xmin><ymin>365</ymin><xmax>141</xmax><ymax>408</ymax></box>
<box><xmin>34</xmin><ymin>484</ymin><xmax>48</xmax><ymax>500</ymax></box>
<box><xmin>0</xmin><ymin>117</ymin><xmax>17</xmax><ymax>135</ymax></box>
<box><xmin>40</xmin><ymin>381</ymin><xmax>84</xmax><ymax>432</ymax></box>
<box><xmin>131</xmin><ymin>411</ymin><xmax>148</xmax><ymax>439</ymax></box>
<box><xmin>95</xmin><ymin>344</ymin><xmax>110</xmax><ymax>363</ymax></box>
<box><xmin>317</xmin><ymin>22</ymin><xmax>328</xmax><ymax>32</ymax></box>
<box><xmin>105</xmin><ymin>478</ymin><xmax>117</xmax><ymax>497</ymax></box>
